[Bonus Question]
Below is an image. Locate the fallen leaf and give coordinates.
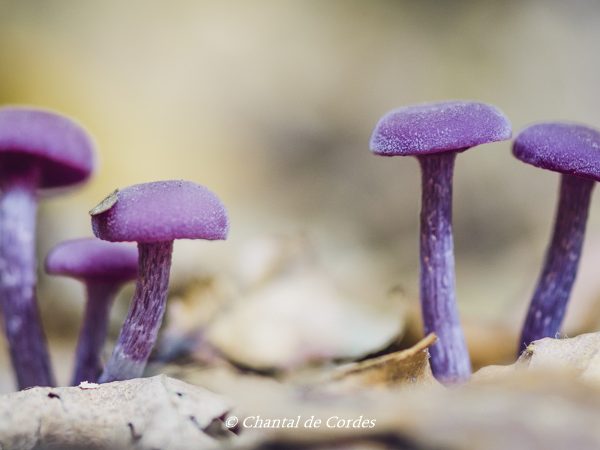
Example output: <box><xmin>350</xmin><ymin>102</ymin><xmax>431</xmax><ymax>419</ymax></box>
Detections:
<box><xmin>519</xmin><ymin>332</ymin><xmax>600</xmax><ymax>384</ymax></box>
<box><xmin>473</xmin><ymin>331</ymin><xmax>600</xmax><ymax>385</ymax></box>
<box><xmin>0</xmin><ymin>375</ymin><xmax>233</xmax><ymax>450</ymax></box>
<box><xmin>18</xmin><ymin>332</ymin><xmax>600</xmax><ymax>450</ymax></box>
<box><xmin>324</xmin><ymin>333</ymin><xmax>437</xmax><ymax>389</ymax></box>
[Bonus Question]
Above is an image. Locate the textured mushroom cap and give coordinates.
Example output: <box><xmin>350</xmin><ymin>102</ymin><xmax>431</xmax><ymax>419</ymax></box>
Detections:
<box><xmin>370</xmin><ymin>101</ymin><xmax>512</xmax><ymax>156</ymax></box>
<box><xmin>513</xmin><ymin>123</ymin><xmax>600</xmax><ymax>181</ymax></box>
<box><xmin>91</xmin><ymin>180</ymin><xmax>229</xmax><ymax>243</ymax></box>
<box><xmin>0</xmin><ymin>107</ymin><xmax>95</xmax><ymax>188</ymax></box>
<box><xmin>45</xmin><ymin>238</ymin><xmax>138</xmax><ymax>283</ymax></box>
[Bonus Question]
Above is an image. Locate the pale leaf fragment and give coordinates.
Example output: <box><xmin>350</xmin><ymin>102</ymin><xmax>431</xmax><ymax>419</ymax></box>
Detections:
<box><xmin>0</xmin><ymin>375</ymin><xmax>233</xmax><ymax>450</ymax></box>
<box><xmin>474</xmin><ymin>331</ymin><xmax>600</xmax><ymax>385</ymax></box>
<box><xmin>89</xmin><ymin>189</ymin><xmax>119</xmax><ymax>215</ymax></box>
<box><xmin>519</xmin><ymin>332</ymin><xmax>600</xmax><ymax>384</ymax></box>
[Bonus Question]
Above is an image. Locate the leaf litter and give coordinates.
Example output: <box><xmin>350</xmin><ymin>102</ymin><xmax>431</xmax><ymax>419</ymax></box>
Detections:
<box><xmin>4</xmin><ymin>236</ymin><xmax>600</xmax><ymax>449</ymax></box>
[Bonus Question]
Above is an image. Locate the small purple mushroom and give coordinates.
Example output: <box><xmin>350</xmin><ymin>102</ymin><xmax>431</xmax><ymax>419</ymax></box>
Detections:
<box><xmin>0</xmin><ymin>107</ymin><xmax>95</xmax><ymax>388</ymax></box>
<box><xmin>370</xmin><ymin>101</ymin><xmax>511</xmax><ymax>383</ymax></box>
<box><xmin>514</xmin><ymin>123</ymin><xmax>600</xmax><ymax>353</ymax></box>
<box><xmin>90</xmin><ymin>180</ymin><xmax>228</xmax><ymax>382</ymax></box>
<box><xmin>45</xmin><ymin>238</ymin><xmax>138</xmax><ymax>385</ymax></box>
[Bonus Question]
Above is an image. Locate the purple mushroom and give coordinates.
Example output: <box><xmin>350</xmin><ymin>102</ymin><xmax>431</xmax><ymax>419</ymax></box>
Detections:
<box><xmin>45</xmin><ymin>238</ymin><xmax>138</xmax><ymax>384</ymax></box>
<box><xmin>0</xmin><ymin>107</ymin><xmax>95</xmax><ymax>389</ymax></box>
<box><xmin>370</xmin><ymin>101</ymin><xmax>511</xmax><ymax>383</ymax></box>
<box><xmin>90</xmin><ymin>180</ymin><xmax>228</xmax><ymax>382</ymax></box>
<box><xmin>514</xmin><ymin>123</ymin><xmax>600</xmax><ymax>353</ymax></box>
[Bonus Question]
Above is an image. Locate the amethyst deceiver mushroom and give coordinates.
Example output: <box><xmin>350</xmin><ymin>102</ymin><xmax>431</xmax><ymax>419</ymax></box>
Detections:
<box><xmin>514</xmin><ymin>123</ymin><xmax>600</xmax><ymax>353</ymax></box>
<box><xmin>369</xmin><ymin>101</ymin><xmax>511</xmax><ymax>384</ymax></box>
<box><xmin>45</xmin><ymin>238</ymin><xmax>138</xmax><ymax>384</ymax></box>
<box><xmin>0</xmin><ymin>107</ymin><xmax>95</xmax><ymax>388</ymax></box>
<box><xmin>90</xmin><ymin>180</ymin><xmax>229</xmax><ymax>382</ymax></box>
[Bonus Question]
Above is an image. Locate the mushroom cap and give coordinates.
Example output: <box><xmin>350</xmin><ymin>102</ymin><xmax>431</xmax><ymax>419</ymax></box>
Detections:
<box><xmin>370</xmin><ymin>101</ymin><xmax>512</xmax><ymax>157</ymax></box>
<box><xmin>45</xmin><ymin>238</ymin><xmax>138</xmax><ymax>283</ymax></box>
<box><xmin>513</xmin><ymin>122</ymin><xmax>600</xmax><ymax>181</ymax></box>
<box><xmin>0</xmin><ymin>107</ymin><xmax>95</xmax><ymax>188</ymax></box>
<box><xmin>91</xmin><ymin>180</ymin><xmax>229</xmax><ymax>243</ymax></box>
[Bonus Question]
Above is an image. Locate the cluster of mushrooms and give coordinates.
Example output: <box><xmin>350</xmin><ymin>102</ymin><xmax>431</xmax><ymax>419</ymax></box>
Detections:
<box><xmin>0</xmin><ymin>101</ymin><xmax>598</xmax><ymax>391</ymax></box>
<box><xmin>371</xmin><ymin>101</ymin><xmax>600</xmax><ymax>383</ymax></box>
<box><xmin>0</xmin><ymin>107</ymin><xmax>228</xmax><ymax>390</ymax></box>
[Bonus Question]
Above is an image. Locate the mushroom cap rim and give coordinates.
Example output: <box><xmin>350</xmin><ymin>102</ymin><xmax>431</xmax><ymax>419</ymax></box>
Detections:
<box><xmin>513</xmin><ymin>121</ymin><xmax>600</xmax><ymax>182</ymax></box>
<box><xmin>91</xmin><ymin>180</ymin><xmax>229</xmax><ymax>243</ymax></box>
<box><xmin>369</xmin><ymin>100</ymin><xmax>512</xmax><ymax>157</ymax></box>
<box><xmin>0</xmin><ymin>105</ymin><xmax>96</xmax><ymax>189</ymax></box>
<box><xmin>45</xmin><ymin>238</ymin><xmax>138</xmax><ymax>283</ymax></box>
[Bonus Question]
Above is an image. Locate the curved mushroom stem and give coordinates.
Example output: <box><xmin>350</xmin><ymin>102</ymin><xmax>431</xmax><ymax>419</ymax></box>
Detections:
<box><xmin>99</xmin><ymin>241</ymin><xmax>173</xmax><ymax>383</ymax></box>
<box><xmin>418</xmin><ymin>152</ymin><xmax>471</xmax><ymax>384</ymax></box>
<box><xmin>71</xmin><ymin>282</ymin><xmax>120</xmax><ymax>385</ymax></box>
<box><xmin>518</xmin><ymin>175</ymin><xmax>594</xmax><ymax>354</ymax></box>
<box><xmin>0</xmin><ymin>166</ymin><xmax>54</xmax><ymax>389</ymax></box>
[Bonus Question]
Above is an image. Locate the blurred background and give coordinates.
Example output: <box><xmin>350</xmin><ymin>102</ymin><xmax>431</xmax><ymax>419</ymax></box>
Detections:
<box><xmin>1</xmin><ymin>0</ymin><xmax>600</xmax><ymax>391</ymax></box>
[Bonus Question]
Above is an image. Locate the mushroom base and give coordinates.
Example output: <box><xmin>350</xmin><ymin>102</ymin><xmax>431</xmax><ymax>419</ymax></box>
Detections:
<box><xmin>518</xmin><ymin>175</ymin><xmax>594</xmax><ymax>353</ymax></box>
<box><xmin>418</xmin><ymin>153</ymin><xmax>471</xmax><ymax>384</ymax></box>
<box><xmin>99</xmin><ymin>241</ymin><xmax>173</xmax><ymax>383</ymax></box>
<box><xmin>0</xmin><ymin>166</ymin><xmax>54</xmax><ymax>389</ymax></box>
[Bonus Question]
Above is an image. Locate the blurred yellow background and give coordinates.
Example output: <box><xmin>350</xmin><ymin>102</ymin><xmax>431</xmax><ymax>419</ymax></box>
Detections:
<box><xmin>1</xmin><ymin>0</ymin><xmax>600</xmax><ymax>388</ymax></box>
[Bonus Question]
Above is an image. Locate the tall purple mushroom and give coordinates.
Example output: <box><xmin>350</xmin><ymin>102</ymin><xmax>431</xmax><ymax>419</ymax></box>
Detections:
<box><xmin>91</xmin><ymin>180</ymin><xmax>228</xmax><ymax>382</ymax></box>
<box><xmin>514</xmin><ymin>123</ymin><xmax>600</xmax><ymax>353</ymax></box>
<box><xmin>45</xmin><ymin>238</ymin><xmax>138</xmax><ymax>384</ymax></box>
<box><xmin>0</xmin><ymin>107</ymin><xmax>95</xmax><ymax>388</ymax></box>
<box><xmin>369</xmin><ymin>101</ymin><xmax>511</xmax><ymax>383</ymax></box>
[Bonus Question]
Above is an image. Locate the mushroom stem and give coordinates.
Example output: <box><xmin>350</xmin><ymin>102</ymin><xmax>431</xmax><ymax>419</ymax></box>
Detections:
<box><xmin>418</xmin><ymin>152</ymin><xmax>471</xmax><ymax>383</ymax></box>
<box><xmin>72</xmin><ymin>282</ymin><xmax>119</xmax><ymax>385</ymax></box>
<box><xmin>519</xmin><ymin>174</ymin><xmax>594</xmax><ymax>353</ymax></box>
<box><xmin>99</xmin><ymin>241</ymin><xmax>173</xmax><ymax>383</ymax></box>
<box><xmin>0</xmin><ymin>165</ymin><xmax>54</xmax><ymax>388</ymax></box>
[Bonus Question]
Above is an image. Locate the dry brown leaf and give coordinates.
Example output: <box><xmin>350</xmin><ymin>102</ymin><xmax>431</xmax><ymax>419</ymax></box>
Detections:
<box><xmin>324</xmin><ymin>333</ymin><xmax>438</xmax><ymax>389</ymax></box>
<box><xmin>0</xmin><ymin>375</ymin><xmax>233</xmax><ymax>450</ymax></box>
